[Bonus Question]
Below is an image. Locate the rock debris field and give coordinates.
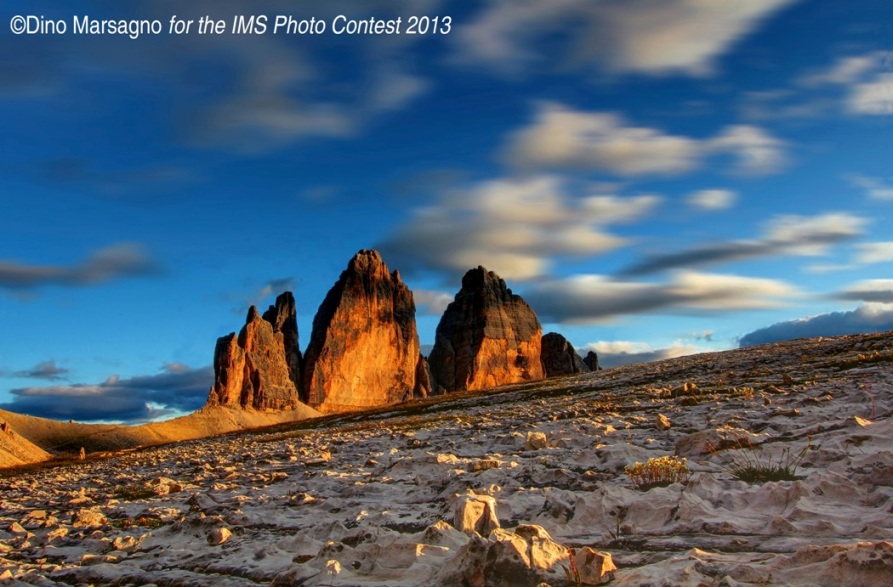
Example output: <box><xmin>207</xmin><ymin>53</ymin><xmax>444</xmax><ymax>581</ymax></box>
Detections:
<box><xmin>2</xmin><ymin>332</ymin><xmax>893</xmax><ymax>586</ymax></box>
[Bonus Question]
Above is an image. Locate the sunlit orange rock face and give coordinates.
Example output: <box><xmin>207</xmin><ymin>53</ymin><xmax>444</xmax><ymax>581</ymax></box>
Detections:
<box><xmin>429</xmin><ymin>266</ymin><xmax>544</xmax><ymax>392</ymax></box>
<box><xmin>302</xmin><ymin>250</ymin><xmax>425</xmax><ymax>413</ymax></box>
<box><xmin>208</xmin><ymin>292</ymin><xmax>303</xmax><ymax>410</ymax></box>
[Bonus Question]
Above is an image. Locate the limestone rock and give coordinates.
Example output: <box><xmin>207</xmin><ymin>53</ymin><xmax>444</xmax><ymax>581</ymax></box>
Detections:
<box><xmin>433</xmin><ymin>524</ymin><xmax>576</xmax><ymax>587</ymax></box>
<box><xmin>583</xmin><ymin>351</ymin><xmax>601</xmax><ymax>371</ymax></box>
<box><xmin>573</xmin><ymin>546</ymin><xmax>617</xmax><ymax>585</ymax></box>
<box><xmin>302</xmin><ymin>250</ymin><xmax>423</xmax><ymax>413</ymax></box>
<box><xmin>429</xmin><ymin>266</ymin><xmax>544</xmax><ymax>392</ymax></box>
<box><xmin>453</xmin><ymin>491</ymin><xmax>500</xmax><ymax>536</ymax></box>
<box><xmin>541</xmin><ymin>332</ymin><xmax>589</xmax><ymax>377</ymax></box>
<box><xmin>263</xmin><ymin>292</ymin><xmax>302</xmax><ymax>389</ymax></box>
<box><xmin>208</xmin><ymin>527</ymin><xmax>232</xmax><ymax>546</ymax></box>
<box><xmin>207</xmin><ymin>292</ymin><xmax>303</xmax><ymax>411</ymax></box>
<box><xmin>526</xmin><ymin>431</ymin><xmax>548</xmax><ymax>450</ymax></box>
<box><xmin>414</xmin><ymin>354</ymin><xmax>432</xmax><ymax>399</ymax></box>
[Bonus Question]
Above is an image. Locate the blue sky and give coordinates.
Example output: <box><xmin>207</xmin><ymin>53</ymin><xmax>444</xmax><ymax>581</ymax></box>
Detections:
<box><xmin>2</xmin><ymin>0</ymin><xmax>892</xmax><ymax>422</ymax></box>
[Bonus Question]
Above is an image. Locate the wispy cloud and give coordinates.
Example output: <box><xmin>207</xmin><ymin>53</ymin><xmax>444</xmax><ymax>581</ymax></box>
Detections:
<box><xmin>800</xmin><ymin>51</ymin><xmax>893</xmax><ymax>116</ymax></box>
<box><xmin>855</xmin><ymin>243</ymin><xmax>893</xmax><ymax>265</ymax></box>
<box><xmin>0</xmin><ymin>244</ymin><xmax>160</xmax><ymax>290</ymax></box>
<box><xmin>620</xmin><ymin>212</ymin><xmax>866</xmax><ymax>276</ymax></box>
<box><xmin>414</xmin><ymin>289</ymin><xmax>454</xmax><ymax>316</ymax></box>
<box><xmin>456</xmin><ymin>0</ymin><xmax>797</xmax><ymax>76</ymax></box>
<box><xmin>526</xmin><ymin>271</ymin><xmax>798</xmax><ymax>324</ymax></box>
<box><xmin>849</xmin><ymin>175</ymin><xmax>893</xmax><ymax>201</ymax></box>
<box><xmin>13</xmin><ymin>361</ymin><xmax>69</xmax><ymax>381</ymax></box>
<box><xmin>379</xmin><ymin>175</ymin><xmax>660</xmax><ymax>281</ymax></box>
<box><xmin>504</xmin><ymin>103</ymin><xmax>787</xmax><ymax>176</ymax></box>
<box><xmin>686</xmin><ymin>189</ymin><xmax>737</xmax><ymax>211</ymax></box>
<box><xmin>834</xmin><ymin>280</ymin><xmax>893</xmax><ymax>304</ymax></box>
<box><xmin>2</xmin><ymin>363</ymin><xmax>213</xmax><ymax>423</ymax></box>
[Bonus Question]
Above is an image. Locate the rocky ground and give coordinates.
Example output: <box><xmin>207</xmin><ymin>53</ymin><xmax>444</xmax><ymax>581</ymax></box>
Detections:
<box><xmin>1</xmin><ymin>331</ymin><xmax>892</xmax><ymax>586</ymax></box>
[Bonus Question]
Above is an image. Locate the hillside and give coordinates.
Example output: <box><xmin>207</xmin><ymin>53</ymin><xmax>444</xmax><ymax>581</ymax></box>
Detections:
<box><xmin>0</xmin><ymin>331</ymin><xmax>891</xmax><ymax>586</ymax></box>
<box><xmin>0</xmin><ymin>403</ymin><xmax>321</xmax><ymax>462</ymax></box>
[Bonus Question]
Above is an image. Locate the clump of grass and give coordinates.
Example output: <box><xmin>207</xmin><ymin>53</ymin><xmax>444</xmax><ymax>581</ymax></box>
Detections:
<box><xmin>707</xmin><ymin>436</ymin><xmax>810</xmax><ymax>483</ymax></box>
<box><xmin>114</xmin><ymin>484</ymin><xmax>155</xmax><ymax>501</ymax></box>
<box><xmin>625</xmin><ymin>455</ymin><xmax>691</xmax><ymax>490</ymax></box>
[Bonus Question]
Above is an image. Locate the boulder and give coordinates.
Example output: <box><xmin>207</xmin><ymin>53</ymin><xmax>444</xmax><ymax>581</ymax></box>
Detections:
<box><xmin>453</xmin><ymin>491</ymin><xmax>500</xmax><ymax>535</ymax></box>
<box><xmin>207</xmin><ymin>292</ymin><xmax>303</xmax><ymax>411</ymax></box>
<box><xmin>541</xmin><ymin>332</ymin><xmax>589</xmax><ymax>377</ymax></box>
<box><xmin>583</xmin><ymin>350</ymin><xmax>601</xmax><ymax>371</ymax></box>
<box><xmin>302</xmin><ymin>250</ymin><xmax>423</xmax><ymax>413</ymax></box>
<box><xmin>433</xmin><ymin>524</ymin><xmax>613</xmax><ymax>587</ymax></box>
<box><xmin>429</xmin><ymin>266</ymin><xmax>544</xmax><ymax>392</ymax></box>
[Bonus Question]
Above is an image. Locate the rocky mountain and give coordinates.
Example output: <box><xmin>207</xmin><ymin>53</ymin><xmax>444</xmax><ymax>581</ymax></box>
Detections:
<box><xmin>540</xmin><ymin>332</ymin><xmax>589</xmax><ymax>377</ymax></box>
<box><xmin>302</xmin><ymin>250</ymin><xmax>426</xmax><ymax>413</ymax></box>
<box><xmin>207</xmin><ymin>292</ymin><xmax>303</xmax><ymax>411</ymax></box>
<box><xmin>429</xmin><ymin>266</ymin><xmax>544</xmax><ymax>392</ymax></box>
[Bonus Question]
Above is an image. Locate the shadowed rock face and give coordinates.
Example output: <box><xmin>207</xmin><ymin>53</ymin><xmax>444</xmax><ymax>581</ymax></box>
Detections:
<box><xmin>583</xmin><ymin>351</ymin><xmax>601</xmax><ymax>371</ymax></box>
<box><xmin>541</xmin><ymin>332</ymin><xmax>590</xmax><ymax>378</ymax></box>
<box><xmin>262</xmin><ymin>292</ymin><xmax>301</xmax><ymax>389</ymax></box>
<box><xmin>302</xmin><ymin>250</ymin><xmax>423</xmax><ymax>413</ymax></box>
<box><xmin>208</xmin><ymin>292</ymin><xmax>302</xmax><ymax>411</ymax></box>
<box><xmin>429</xmin><ymin>266</ymin><xmax>544</xmax><ymax>392</ymax></box>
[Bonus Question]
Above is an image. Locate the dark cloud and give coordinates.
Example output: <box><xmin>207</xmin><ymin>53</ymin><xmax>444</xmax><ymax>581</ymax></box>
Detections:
<box><xmin>738</xmin><ymin>304</ymin><xmax>893</xmax><ymax>347</ymax></box>
<box><xmin>0</xmin><ymin>244</ymin><xmax>161</xmax><ymax>290</ymax></box>
<box><xmin>620</xmin><ymin>213</ymin><xmax>865</xmax><ymax>276</ymax></box>
<box><xmin>833</xmin><ymin>280</ymin><xmax>893</xmax><ymax>304</ymax></box>
<box><xmin>1</xmin><ymin>364</ymin><xmax>213</xmax><ymax>423</ymax></box>
<box><xmin>14</xmin><ymin>361</ymin><xmax>69</xmax><ymax>381</ymax></box>
<box><xmin>526</xmin><ymin>272</ymin><xmax>795</xmax><ymax>324</ymax></box>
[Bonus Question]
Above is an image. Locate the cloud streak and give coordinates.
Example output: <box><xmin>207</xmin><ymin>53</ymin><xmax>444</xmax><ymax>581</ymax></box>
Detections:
<box><xmin>526</xmin><ymin>271</ymin><xmax>798</xmax><ymax>324</ymax></box>
<box><xmin>620</xmin><ymin>213</ymin><xmax>866</xmax><ymax>276</ymax></box>
<box><xmin>13</xmin><ymin>361</ymin><xmax>69</xmax><ymax>381</ymax></box>
<box><xmin>0</xmin><ymin>244</ymin><xmax>160</xmax><ymax>290</ymax></box>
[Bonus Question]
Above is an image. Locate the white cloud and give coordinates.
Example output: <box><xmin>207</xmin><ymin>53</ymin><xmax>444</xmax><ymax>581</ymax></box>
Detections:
<box><xmin>583</xmin><ymin>340</ymin><xmax>701</xmax><ymax>368</ymax></box>
<box><xmin>800</xmin><ymin>54</ymin><xmax>881</xmax><ymax>86</ymax></box>
<box><xmin>849</xmin><ymin>175</ymin><xmax>893</xmax><ymax>201</ymax></box>
<box><xmin>799</xmin><ymin>52</ymin><xmax>893</xmax><ymax>117</ymax></box>
<box><xmin>526</xmin><ymin>271</ymin><xmax>799</xmax><ymax>324</ymax></box>
<box><xmin>856</xmin><ymin>242</ymin><xmax>893</xmax><ymax>265</ymax></box>
<box><xmin>848</xmin><ymin>73</ymin><xmax>893</xmax><ymax>115</ymax></box>
<box><xmin>379</xmin><ymin>175</ymin><xmax>661</xmax><ymax>281</ymax></box>
<box><xmin>456</xmin><ymin>0</ymin><xmax>796</xmax><ymax>76</ymax></box>
<box><xmin>711</xmin><ymin>125</ymin><xmax>788</xmax><ymax>175</ymax></box>
<box><xmin>504</xmin><ymin>103</ymin><xmax>786</xmax><ymax>176</ymax></box>
<box><xmin>687</xmin><ymin>189</ymin><xmax>737</xmax><ymax>211</ymax></box>
<box><xmin>414</xmin><ymin>289</ymin><xmax>454</xmax><ymax>316</ymax></box>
